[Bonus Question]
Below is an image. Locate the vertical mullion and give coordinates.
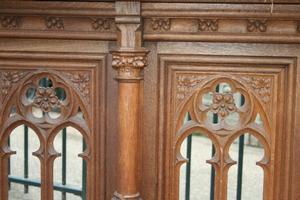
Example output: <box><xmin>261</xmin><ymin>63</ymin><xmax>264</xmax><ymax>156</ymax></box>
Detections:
<box><xmin>210</xmin><ymin>84</ymin><xmax>219</xmax><ymax>200</ymax></box>
<box><xmin>236</xmin><ymin>135</ymin><xmax>245</xmax><ymax>200</ymax></box>
<box><xmin>82</xmin><ymin>139</ymin><xmax>87</xmax><ymax>200</ymax></box>
<box><xmin>24</xmin><ymin>125</ymin><xmax>29</xmax><ymax>193</ymax></box>
<box><xmin>236</xmin><ymin>95</ymin><xmax>245</xmax><ymax>200</ymax></box>
<box><xmin>185</xmin><ymin>134</ymin><xmax>192</xmax><ymax>200</ymax></box>
<box><xmin>62</xmin><ymin>128</ymin><xmax>67</xmax><ymax>200</ymax></box>
<box><xmin>8</xmin><ymin>137</ymin><xmax>11</xmax><ymax>190</ymax></box>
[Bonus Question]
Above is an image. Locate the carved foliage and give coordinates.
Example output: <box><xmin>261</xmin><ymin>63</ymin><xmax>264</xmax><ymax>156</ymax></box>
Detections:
<box><xmin>65</xmin><ymin>72</ymin><xmax>91</xmax><ymax>103</ymax></box>
<box><xmin>0</xmin><ymin>71</ymin><xmax>27</xmax><ymax>103</ymax></box>
<box><xmin>241</xmin><ymin>76</ymin><xmax>272</xmax><ymax>103</ymax></box>
<box><xmin>0</xmin><ymin>16</ymin><xmax>22</xmax><ymax>29</ymax></box>
<box><xmin>45</xmin><ymin>17</ymin><xmax>64</xmax><ymax>30</ymax></box>
<box><xmin>247</xmin><ymin>19</ymin><xmax>268</xmax><ymax>32</ymax></box>
<box><xmin>92</xmin><ymin>18</ymin><xmax>112</xmax><ymax>31</ymax></box>
<box><xmin>151</xmin><ymin>18</ymin><xmax>171</xmax><ymax>31</ymax></box>
<box><xmin>176</xmin><ymin>74</ymin><xmax>206</xmax><ymax>102</ymax></box>
<box><xmin>112</xmin><ymin>52</ymin><xmax>148</xmax><ymax>80</ymax></box>
<box><xmin>198</xmin><ymin>19</ymin><xmax>219</xmax><ymax>32</ymax></box>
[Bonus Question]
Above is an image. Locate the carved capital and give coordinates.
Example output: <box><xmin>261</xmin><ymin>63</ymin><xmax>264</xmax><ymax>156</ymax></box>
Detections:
<box><xmin>111</xmin><ymin>49</ymin><xmax>149</xmax><ymax>81</ymax></box>
<box><xmin>112</xmin><ymin>191</ymin><xmax>141</xmax><ymax>200</ymax></box>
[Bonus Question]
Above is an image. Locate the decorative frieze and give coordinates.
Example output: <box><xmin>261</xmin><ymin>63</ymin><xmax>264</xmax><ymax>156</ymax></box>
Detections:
<box><xmin>92</xmin><ymin>18</ymin><xmax>112</xmax><ymax>31</ymax></box>
<box><xmin>151</xmin><ymin>18</ymin><xmax>171</xmax><ymax>31</ymax></box>
<box><xmin>198</xmin><ymin>19</ymin><xmax>218</xmax><ymax>32</ymax></box>
<box><xmin>0</xmin><ymin>16</ymin><xmax>22</xmax><ymax>29</ymax></box>
<box><xmin>45</xmin><ymin>16</ymin><xmax>64</xmax><ymax>30</ymax></box>
<box><xmin>247</xmin><ymin>19</ymin><xmax>268</xmax><ymax>32</ymax></box>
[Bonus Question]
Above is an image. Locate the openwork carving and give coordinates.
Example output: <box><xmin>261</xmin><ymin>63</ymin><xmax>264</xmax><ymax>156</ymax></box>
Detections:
<box><xmin>194</xmin><ymin>79</ymin><xmax>252</xmax><ymax>132</ymax></box>
<box><xmin>247</xmin><ymin>19</ymin><xmax>267</xmax><ymax>32</ymax></box>
<box><xmin>198</xmin><ymin>19</ymin><xmax>219</xmax><ymax>32</ymax></box>
<box><xmin>176</xmin><ymin>74</ymin><xmax>206</xmax><ymax>102</ymax></box>
<box><xmin>111</xmin><ymin>51</ymin><xmax>148</xmax><ymax>80</ymax></box>
<box><xmin>91</xmin><ymin>18</ymin><xmax>112</xmax><ymax>31</ymax></box>
<box><xmin>0</xmin><ymin>71</ymin><xmax>27</xmax><ymax>103</ymax></box>
<box><xmin>241</xmin><ymin>76</ymin><xmax>272</xmax><ymax>103</ymax></box>
<box><xmin>0</xmin><ymin>16</ymin><xmax>22</xmax><ymax>29</ymax></box>
<box><xmin>151</xmin><ymin>18</ymin><xmax>171</xmax><ymax>31</ymax></box>
<box><xmin>0</xmin><ymin>71</ymin><xmax>92</xmax><ymax>128</ymax></box>
<box><xmin>45</xmin><ymin>17</ymin><xmax>64</xmax><ymax>30</ymax></box>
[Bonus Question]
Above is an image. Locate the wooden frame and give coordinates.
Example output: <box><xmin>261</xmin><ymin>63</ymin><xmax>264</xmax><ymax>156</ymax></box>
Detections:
<box><xmin>0</xmin><ymin>1</ymin><xmax>300</xmax><ymax>200</ymax></box>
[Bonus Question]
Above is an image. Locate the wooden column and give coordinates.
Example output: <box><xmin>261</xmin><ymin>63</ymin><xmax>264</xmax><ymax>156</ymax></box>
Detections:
<box><xmin>112</xmin><ymin>1</ymin><xmax>148</xmax><ymax>200</ymax></box>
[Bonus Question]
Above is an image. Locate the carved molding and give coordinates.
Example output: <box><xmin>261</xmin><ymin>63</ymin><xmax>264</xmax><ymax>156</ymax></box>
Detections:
<box><xmin>297</xmin><ymin>21</ymin><xmax>300</xmax><ymax>32</ymax></box>
<box><xmin>0</xmin><ymin>16</ymin><xmax>22</xmax><ymax>29</ymax></box>
<box><xmin>45</xmin><ymin>16</ymin><xmax>64</xmax><ymax>30</ymax></box>
<box><xmin>247</xmin><ymin>19</ymin><xmax>268</xmax><ymax>32</ymax></box>
<box><xmin>151</xmin><ymin>18</ymin><xmax>171</xmax><ymax>31</ymax></box>
<box><xmin>198</xmin><ymin>19</ymin><xmax>218</xmax><ymax>32</ymax></box>
<box><xmin>111</xmin><ymin>50</ymin><xmax>149</xmax><ymax>80</ymax></box>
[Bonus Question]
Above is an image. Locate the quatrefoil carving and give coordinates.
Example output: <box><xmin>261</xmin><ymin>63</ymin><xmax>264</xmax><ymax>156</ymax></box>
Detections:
<box><xmin>194</xmin><ymin>78</ymin><xmax>253</xmax><ymax>134</ymax></box>
<box><xmin>19</xmin><ymin>74</ymin><xmax>73</xmax><ymax>125</ymax></box>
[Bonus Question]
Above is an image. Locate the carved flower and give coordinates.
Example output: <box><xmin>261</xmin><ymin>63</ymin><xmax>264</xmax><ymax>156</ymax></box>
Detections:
<box><xmin>34</xmin><ymin>87</ymin><xmax>60</xmax><ymax>112</ymax></box>
<box><xmin>151</xmin><ymin>18</ymin><xmax>171</xmax><ymax>31</ymax></box>
<box><xmin>210</xmin><ymin>93</ymin><xmax>237</xmax><ymax>119</ymax></box>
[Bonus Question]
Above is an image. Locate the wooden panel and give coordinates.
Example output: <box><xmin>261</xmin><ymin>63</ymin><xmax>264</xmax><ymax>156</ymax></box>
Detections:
<box><xmin>0</xmin><ymin>40</ymin><xmax>108</xmax><ymax>200</ymax></box>
<box><xmin>140</xmin><ymin>42</ymin><xmax>300</xmax><ymax>200</ymax></box>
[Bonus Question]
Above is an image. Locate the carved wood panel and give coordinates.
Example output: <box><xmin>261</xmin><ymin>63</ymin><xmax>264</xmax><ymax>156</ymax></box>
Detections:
<box><xmin>157</xmin><ymin>54</ymin><xmax>296</xmax><ymax>200</ymax></box>
<box><xmin>0</xmin><ymin>51</ymin><xmax>106</xmax><ymax>200</ymax></box>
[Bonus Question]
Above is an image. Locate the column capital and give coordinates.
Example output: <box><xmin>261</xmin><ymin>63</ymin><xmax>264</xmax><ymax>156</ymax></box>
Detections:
<box><xmin>111</xmin><ymin>48</ymin><xmax>149</xmax><ymax>81</ymax></box>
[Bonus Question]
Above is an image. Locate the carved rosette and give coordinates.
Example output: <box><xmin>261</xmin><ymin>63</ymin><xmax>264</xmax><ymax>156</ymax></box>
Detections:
<box><xmin>111</xmin><ymin>50</ymin><xmax>149</xmax><ymax>81</ymax></box>
<box><xmin>91</xmin><ymin>18</ymin><xmax>112</xmax><ymax>31</ymax></box>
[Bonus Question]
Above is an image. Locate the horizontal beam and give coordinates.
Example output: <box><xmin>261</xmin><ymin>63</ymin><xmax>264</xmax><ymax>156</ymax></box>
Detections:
<box><xmin>8</xmin><ymin>176</ymin><xmax>82</xmax><ymax>196</ymax></box>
